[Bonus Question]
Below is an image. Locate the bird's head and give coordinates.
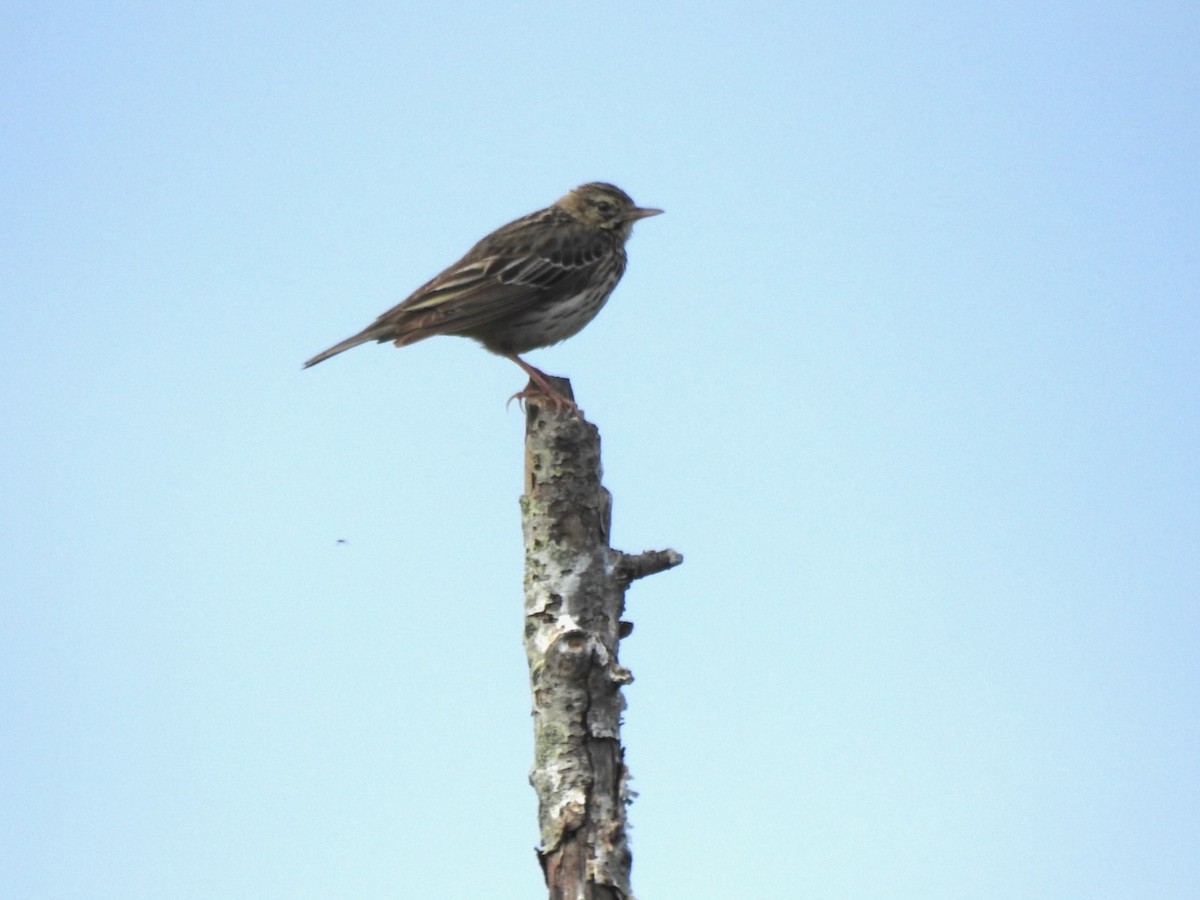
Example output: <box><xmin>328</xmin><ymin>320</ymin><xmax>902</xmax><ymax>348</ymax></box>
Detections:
<box><xmin>558</xmin><ymin>183</ymin><xmax>663</xmax><ymax>237</ymax></box>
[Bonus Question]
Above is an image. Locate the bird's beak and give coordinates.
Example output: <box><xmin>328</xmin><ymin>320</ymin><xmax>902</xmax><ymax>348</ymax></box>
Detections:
<box><xmin>626</xmin><ymin>206</ymin><xmax>664</xmax><ymax>221</ymax></box>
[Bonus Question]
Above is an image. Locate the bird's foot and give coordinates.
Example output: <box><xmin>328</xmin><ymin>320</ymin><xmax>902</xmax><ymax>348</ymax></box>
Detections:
<box><xmin>502</xmin><ymin>354</ymin><xmax>582</xmax><ymax>417</ymax></box>
<box><xmin>506</xmin><ymin>384</ymin><xmax>581</xmax><ymax>416</ymax></box>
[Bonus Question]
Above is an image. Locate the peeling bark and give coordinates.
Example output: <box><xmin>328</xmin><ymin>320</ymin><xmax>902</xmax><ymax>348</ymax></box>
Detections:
<box><xmin>520</xmin><ymin>378</ymin><xmax>682</xmax><ymax>900</ymax></box>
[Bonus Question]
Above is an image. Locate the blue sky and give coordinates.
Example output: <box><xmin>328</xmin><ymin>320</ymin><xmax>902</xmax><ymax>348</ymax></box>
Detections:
<box><xmin>3</xmin><ymin>3</ymin><xmax>1198</xmax><ymax>897</ymax></box>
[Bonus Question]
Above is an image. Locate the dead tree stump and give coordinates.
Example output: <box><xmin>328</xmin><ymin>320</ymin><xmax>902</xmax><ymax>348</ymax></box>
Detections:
<box><xmin>520</xmin><ymin>377</ymin><xmax>682</xmax><ymax>900</ymax></box>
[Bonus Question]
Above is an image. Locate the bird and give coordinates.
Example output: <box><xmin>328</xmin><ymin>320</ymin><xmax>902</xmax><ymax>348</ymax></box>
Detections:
<box><xmin>303</xmin><ymin>182</ymin><xmax>662</xmax><ymax>411</ymax></box>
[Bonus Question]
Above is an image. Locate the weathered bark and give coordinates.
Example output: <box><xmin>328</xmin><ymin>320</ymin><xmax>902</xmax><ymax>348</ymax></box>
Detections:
<box><xmin>520</xmin><ymin>377</ymin><xmax>682</xmax><ymax>900</ymax></box>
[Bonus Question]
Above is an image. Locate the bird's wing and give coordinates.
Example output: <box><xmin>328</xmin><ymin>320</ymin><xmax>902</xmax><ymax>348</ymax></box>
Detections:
<box><xmin>371</xmin><ymin>220</ymin><xmax>613</xmax><ymax>340</ymax></box>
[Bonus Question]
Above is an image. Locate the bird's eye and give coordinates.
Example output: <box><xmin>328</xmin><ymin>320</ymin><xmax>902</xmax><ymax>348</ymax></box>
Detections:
<box><xmin>595</xmin><ymin>200</ymin><xmax>616</xmax><ymax>217</ymax></box>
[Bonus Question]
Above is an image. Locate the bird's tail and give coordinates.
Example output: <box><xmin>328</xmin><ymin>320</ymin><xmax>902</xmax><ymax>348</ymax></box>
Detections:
<box><xmin>303</xmin><ymin>331</ymin><xmax>378</xmax><ymax>368</ymax></box>
<box><xmin>304</xmin><ymin>313</ymin><xmax>432</xmax><ymax>369</ymax></box>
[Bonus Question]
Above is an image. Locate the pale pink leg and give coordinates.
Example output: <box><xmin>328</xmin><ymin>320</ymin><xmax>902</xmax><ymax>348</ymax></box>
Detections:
<box><xmin>502</xmin><ymin>353</ymin><xmax>581</xmax><ymax>414</ymax></box>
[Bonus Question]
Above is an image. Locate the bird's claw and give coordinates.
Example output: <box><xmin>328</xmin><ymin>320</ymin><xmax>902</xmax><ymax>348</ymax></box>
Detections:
<box><xmin>508</xmin><ymin>385</ymin><xmax>581</xmax><ymax>417</ymax></box>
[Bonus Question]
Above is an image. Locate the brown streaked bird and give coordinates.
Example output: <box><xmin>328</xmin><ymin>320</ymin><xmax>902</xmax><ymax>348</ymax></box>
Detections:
<box><xmin>303</xmin><ymin>182</ymin><xmax>662</xmax><ymax>410</ymax></box>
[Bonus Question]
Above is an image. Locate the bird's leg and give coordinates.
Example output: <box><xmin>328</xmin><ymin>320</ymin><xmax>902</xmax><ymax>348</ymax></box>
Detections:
<box><xmin>502</xmin><ymin>352</ymin><xmax>581</xmax><ymax>415</ymax></box>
